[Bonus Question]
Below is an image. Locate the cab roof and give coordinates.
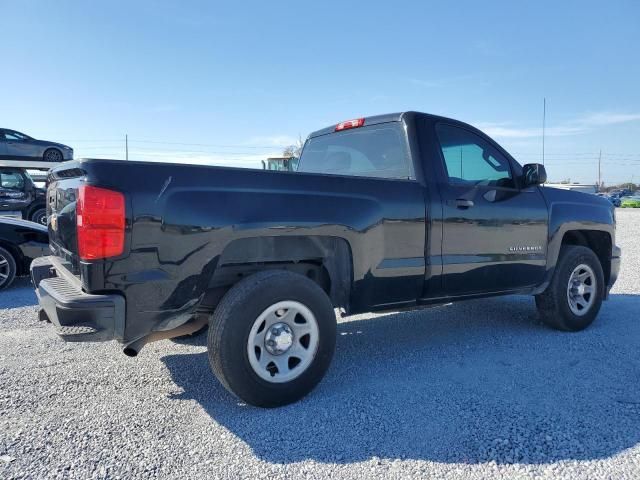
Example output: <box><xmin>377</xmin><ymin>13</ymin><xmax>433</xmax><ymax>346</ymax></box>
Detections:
<box><xmin>307</xmin><ymin>111</ymin><xmax>464</xmax><ymax>139</ymax></box>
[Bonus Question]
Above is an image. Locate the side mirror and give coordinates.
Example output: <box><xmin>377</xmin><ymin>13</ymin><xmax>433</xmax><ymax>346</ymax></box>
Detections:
<box><xmin>522</xmin><ymin>163</ymin><xmax>547</xmax><ymax>187</ymax></box>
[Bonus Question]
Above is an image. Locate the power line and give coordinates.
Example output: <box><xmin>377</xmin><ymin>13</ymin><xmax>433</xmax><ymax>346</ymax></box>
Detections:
<box><xmin>63</xmin><ymin>138</ymin><xmax>640</xmax><ymax>157</ymax></box>
<box><xmin>66</xmin><ymin>139</ymin><xmax>284</xmax><ymax>149</ymax></box>
<box><xmin>600</xmin><ymin>152</ymin><xmax>640</xmax><ymax>158</ymax></box>
<box><xmin>513</xmin><ymin>151</ymin><xmax>640</xmax><ymax>156</ymax></box>
<box><xmin>129</xmin><ymin>140</ymin><xmax>282</xmax><ymax>149</ymax></box>
<box><xmin>75</xmin><ymin>146</ymin><xmax>279</xmax><ymax>155</ymax></box>
<box><xmin>512</xmin><ymin>152</ymin><xmax>601</xmax><ymax>157</ymax></box>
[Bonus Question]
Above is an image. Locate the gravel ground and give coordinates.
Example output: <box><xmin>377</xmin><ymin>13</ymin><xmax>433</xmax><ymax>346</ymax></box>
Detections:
<box><xmin>1</xmin><ymin>210</ymin><xmax>639</xmax><ymax>480</ymax></box>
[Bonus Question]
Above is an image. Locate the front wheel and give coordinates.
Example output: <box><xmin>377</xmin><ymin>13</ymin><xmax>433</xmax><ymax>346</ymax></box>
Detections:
<box><xmin>535</xmin><ymin>245</ymin><xmax>605</xmax><ymax>331</ymax></box>
<box><xmin>208</xmin><ymin>270</ymin><xmax>336</xmax><ymax>407</ymax></box>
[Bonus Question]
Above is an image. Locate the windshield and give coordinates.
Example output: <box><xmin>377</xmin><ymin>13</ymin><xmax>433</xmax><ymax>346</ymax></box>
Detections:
<box><xmin>297</xmin><ymin>123</ymin><xmax>413</xmax><ymax>180</ymax></box>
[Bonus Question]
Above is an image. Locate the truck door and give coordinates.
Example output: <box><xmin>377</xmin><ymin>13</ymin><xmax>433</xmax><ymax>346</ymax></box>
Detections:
<box><xmin>433</xmin><ymin>122</ymin><xmax>548</xmax><ymax>296</ymax></box>
<box><xmin>0</xmin><ymin>169</ymin><xmax>32</xmax><ymax>216</ymax></box>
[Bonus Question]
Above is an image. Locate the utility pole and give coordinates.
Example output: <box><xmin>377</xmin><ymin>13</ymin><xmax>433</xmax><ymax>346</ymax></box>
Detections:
<box><xmin>125</xmin><ymin>134</ymin><xmax>129</xmax><ymax>161</ymax></box>
<box><xmin>598</xmin><ymin>149</ymin><xmax>602</xmax><ymax>191</ymax></box>
<box><xmin>542</xmin><ymin>97</ymin><xmax>546</xmax><ymax>166</ymax></box>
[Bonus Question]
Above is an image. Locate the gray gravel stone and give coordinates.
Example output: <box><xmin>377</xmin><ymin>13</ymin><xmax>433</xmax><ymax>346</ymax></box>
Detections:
<box><xmin>0</xmin><ymin>209</ymin><xmax>639</xmax><ymax>479</ymax></box>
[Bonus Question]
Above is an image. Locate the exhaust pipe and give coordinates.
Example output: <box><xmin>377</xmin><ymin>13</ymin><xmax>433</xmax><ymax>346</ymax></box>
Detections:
<box><xmin>123</xmin><ymin>340</ymin><xmax>146</xmax><ymax>358</ymax></box>
<box><xmin>123</xmin><ymin>315</ymin><xmax>208</xmax><ymax>357</ymax></box>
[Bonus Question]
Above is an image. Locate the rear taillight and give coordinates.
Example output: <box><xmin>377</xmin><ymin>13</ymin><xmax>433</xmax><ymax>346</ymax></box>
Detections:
<box><xmin>335</xmin><ymin>118</ymin><xmax>365</xmax><ymax>131</ymax></box>
<box><xmin>77</xmin><ymin>185</ymin><xmax>125</xmax><ymax>260</ymax></box>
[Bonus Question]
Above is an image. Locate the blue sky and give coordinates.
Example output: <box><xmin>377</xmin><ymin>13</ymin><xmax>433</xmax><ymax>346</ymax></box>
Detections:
<box><xmin>3</xmin><ymin>0</ymin><xmax>639</xmax><ymax>184</ymax></box>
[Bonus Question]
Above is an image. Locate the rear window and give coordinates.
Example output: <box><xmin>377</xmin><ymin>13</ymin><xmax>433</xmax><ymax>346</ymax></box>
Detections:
<box><xmin>297</xmin><ymin>123</ymin><xmax>413</xmax><ymax>179</ymax></box>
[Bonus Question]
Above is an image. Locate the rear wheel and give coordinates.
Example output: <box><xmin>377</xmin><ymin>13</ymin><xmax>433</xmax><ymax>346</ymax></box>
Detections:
<box><xmin>208</xmin><ymin>270</ymin><xmax>336</xmax><ymax>407</ymax></box>
<box><xmin>43</xmin><ymin>148</ymin><xmax>62</xmax><ymax>163</ymax></box>
<box><xmin>0</xmin><ymin>246</ymin><xmax>17</xmax><ymax>290</ymax></box>
<box><xmin>535</xmin><ymin>245</ymin><xmax>604</xmax><ymax>331</ymax></box>
<box><xmin>30</xmin><ymin>207</ymin><xmax>47</xmax><ymax>225</ymax></box>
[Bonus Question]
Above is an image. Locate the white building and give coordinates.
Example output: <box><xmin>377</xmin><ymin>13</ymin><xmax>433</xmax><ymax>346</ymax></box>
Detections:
<box><xmin>545</xmin><ymin>183</ymin><xmax>597</xmax><ymax>194</ymax></box>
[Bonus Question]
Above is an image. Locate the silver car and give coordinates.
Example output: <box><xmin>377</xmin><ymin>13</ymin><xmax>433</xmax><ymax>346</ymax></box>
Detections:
<box><xmin>0</xmin><ymin>128</ymin><xmax>73</xmax><ymax>168</ymax></box>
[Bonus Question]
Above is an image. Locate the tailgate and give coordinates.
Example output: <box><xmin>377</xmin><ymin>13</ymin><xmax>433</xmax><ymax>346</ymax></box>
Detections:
<box><xmin>47</xmin><ymin>165</ymin><xmax>84</xmax><ymax>274</ymax></box>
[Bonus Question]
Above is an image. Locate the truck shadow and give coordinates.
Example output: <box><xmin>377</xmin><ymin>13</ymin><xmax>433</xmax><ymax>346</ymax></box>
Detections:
<box><xmin>0</xmin><ymin>277</ymin><xmax>38</xmax><ymax>309</ymax></box>
<box><xmin>162</xmin><ymin>293</ymin><xmax>640</xmax><ymax>465</ymax></box>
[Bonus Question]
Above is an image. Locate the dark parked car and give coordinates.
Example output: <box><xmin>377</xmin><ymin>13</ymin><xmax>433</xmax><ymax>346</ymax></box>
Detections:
<box><xmin>0</xmin><ymin>128</ymin><xmax>73</xmax><ymax>167</ymax></box>
<box><xmin>610</xmin><ymin>196</ymin><xmax>622</xmax><ymax>207</ymax></box>
<box><xmin>610</xmin><ymin>189</ymin><xmax>634</xmax><ymax>199</ymax></box>
<box><xmin>32</xmin><ymin>111</ymin><xmax>620</xmax><ymax>407</ymax></box>
<box><xmin>0</xmin><ymin>217</ymin><xmax>49</xmax><ymax>289</ymax></box>
<box><xmin>0</xmin><ymin>167</ymin><xmax>48</xmax><ymax>224</ymax></box>
<box><xmin>596</xmin><ymin>193</ymin><xmax>621</xmax><ymax>207</ymax></box>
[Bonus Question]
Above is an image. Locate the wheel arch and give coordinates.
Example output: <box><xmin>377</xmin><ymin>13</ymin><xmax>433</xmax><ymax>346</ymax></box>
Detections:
<box><xmin>559</xmin><ymin>229</ymin><xmax>612</xmax><ymax>285</ymax></box>
<box><xmin>538</xmin><ymin>227</ymin><xmax>613</xmax><ymax>294</ymax></box>
<box><xmin>540</xmin><ymin>196</ymin><xmax>615</xmax><ymax>293</ymax></box>
<box><xmin>198</xmin><ymin>235</ymin><xmax>353</xmax><ymax>314</ymax></box>
<box><xmin>42</xmin><ymin>147</ymin><xmax>63</xmax><ymax>160</ymax></box>
<box><xmin>26</xmin><ymin>202</ymin><xmax>46</xmax><ymax>220</ymax></box>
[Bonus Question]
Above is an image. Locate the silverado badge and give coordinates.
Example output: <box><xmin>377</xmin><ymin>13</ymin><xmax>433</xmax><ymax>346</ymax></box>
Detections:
<box><xmin>509</xmin><ymin>245</ymin><xmax>543</xmax><ymax>252</ymax></box>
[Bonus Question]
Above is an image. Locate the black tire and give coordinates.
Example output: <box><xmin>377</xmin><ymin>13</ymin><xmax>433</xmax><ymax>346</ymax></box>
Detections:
<box><xmin>208</xmin><ymin>270</ymin><xmax>336</xmax><ymax>407</ymax></box>
<box><xmin>0</xmin><ymin>246</ymin><xmax>17</xmax><ymax>290</ymax></box>
<box><xmin>43</xmin><ymin>148</ymin><xmax>62</xmax><ymax>163</ymax></box>
<box><xmin>30</xmin><ymin>207</ymin><xmax>47</xmax><ymax>226</ymax></box>
<box><xmin>535</xmin><ymin>245</ymin><xmax>604</xmax><ymax>331</ymax></box>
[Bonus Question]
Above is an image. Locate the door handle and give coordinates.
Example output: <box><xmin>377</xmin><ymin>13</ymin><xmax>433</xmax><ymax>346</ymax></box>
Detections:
<box><xmin>448</xmin><ymin>199</ymin><xmax>474</xmax><ymax>209</ymax></box>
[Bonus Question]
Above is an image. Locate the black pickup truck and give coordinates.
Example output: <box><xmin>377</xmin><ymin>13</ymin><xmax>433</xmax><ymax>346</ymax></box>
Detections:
<box><xmin>32</xmin><ymin>112</ymin><xmax>621</xmax><ymax>407</ymax></box>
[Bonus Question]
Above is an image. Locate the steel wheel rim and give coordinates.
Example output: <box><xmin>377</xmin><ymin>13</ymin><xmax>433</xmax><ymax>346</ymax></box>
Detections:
<box><xmin>567</xmin><ymin>263</ymin><xmax>596</xmax><ymax>316</ymax></box>
<box><xmin>247</xmin><ymin>300</ymin><xmax>319</xmax><ymax>383</ymax></box>
<box><xmin>0</xmin><ymin>253</ymin><xmax>10</xmax><ymax>286</ymax></box>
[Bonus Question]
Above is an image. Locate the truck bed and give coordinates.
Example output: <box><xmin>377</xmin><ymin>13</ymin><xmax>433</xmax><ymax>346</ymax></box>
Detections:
<box><xmin>44</xmin><ymin>157</ymin><xmax>426</xmax><ymax>343</ymax></box>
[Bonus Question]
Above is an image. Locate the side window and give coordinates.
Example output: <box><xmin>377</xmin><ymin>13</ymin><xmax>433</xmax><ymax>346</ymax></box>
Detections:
<box><xmin>4</xmin><ymin>131</ymin><xmax>25</xmax><ymax>141</ymax></box>
<box><xmin>298</xmin><ymin>123</ymin><xmax>413</xmax><ymax>179</ymax></box>
<box><xmin>436</xmin><ymin>124</ymin><xmax>515</xmax><ymax>188</ymax></box>
<box><xmin>0</xmin><ymin>172</ymin><xmax>25</xmax><ymax>190</ymax></box>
